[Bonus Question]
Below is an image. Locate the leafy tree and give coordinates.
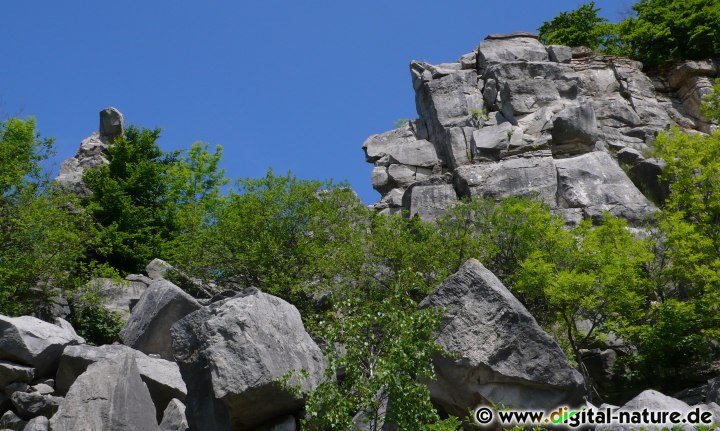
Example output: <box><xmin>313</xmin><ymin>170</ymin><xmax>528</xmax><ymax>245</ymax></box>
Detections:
<box><xmin>512</xmin><ymin>215</ymin><xmax>653</xmax><ymax>397</ymax></box>
<box><xmin>83</xmin><ymin>126</ymin><xmax>178</xmax><ymax>274</ymax></box>
<box><xmin>618</xmin><ymin>0</ymin><xmax>720</xmax><ymax>68</ymax></box>
<box><xmin>0</xmin><ymin>118</ymin><xmax>90</xmax><ymax>316</ymax></box>
<box><xmin>701</xmin><ymin>79</ymin><xmax>720</xmax><ymax>123</ymax></box>
<box><xmin>537</xmin><ymin>2</ymin><xmax>615</xmax><ymax>50</ymax></box>
<box><xmin>302</xmin><ymin>293</ymin><xmax>459</xmax><ymax>431</ymax></box>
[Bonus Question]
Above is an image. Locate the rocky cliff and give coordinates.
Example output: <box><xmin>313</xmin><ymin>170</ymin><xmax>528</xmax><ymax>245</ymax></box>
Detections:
<box><xmin>363</xmin><ymin>33</ymin><xmax>719</xmax><ymax>224</ymax></box>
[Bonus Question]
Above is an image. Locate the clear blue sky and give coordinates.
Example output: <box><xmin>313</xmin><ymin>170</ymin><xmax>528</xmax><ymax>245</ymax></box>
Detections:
<box><xmin>1</xmin><ymin>0</ymin><xmax>633</xmax><ymax>203</ymax></box>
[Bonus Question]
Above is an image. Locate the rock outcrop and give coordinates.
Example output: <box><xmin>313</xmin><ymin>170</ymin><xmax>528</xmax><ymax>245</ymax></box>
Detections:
<box><xmin>419</xmin><ymin>259</ymin><xmax>585</xmax><ymax>416</ymax></box>
<box><xmin>0</xmin><ymin>316</ymin><xmax>84</xmax><ymax>377</ymax></box>
<box><xmin>170</xmin><ymin>287</ymin><xmax>326</xmax><ymax>430</ymax></box>
<box><xmin>119</xmin><ymin>279</ymin><xmax>202</xmax><ymax>361</ymax></box>
<box><xmin>56</xmin><ymin>107</ymin><xmax>124</xmax><ymax>198</ymax></box>
<box><xmin>49</xmin><ymin>354</ymin><xmax>160</xmax><ymax>431</ymax></box>
<box><xmin>363</xmin><ymin>33</ymin><xmax>719</xmax><ymax>223</ymax></box>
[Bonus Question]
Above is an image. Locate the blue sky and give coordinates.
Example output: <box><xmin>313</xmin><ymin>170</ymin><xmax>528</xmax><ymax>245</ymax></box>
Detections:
<box><xmin>1</xmin><ymin>0</ymin><xmax>633</xmax><ymax>203</ymax></box>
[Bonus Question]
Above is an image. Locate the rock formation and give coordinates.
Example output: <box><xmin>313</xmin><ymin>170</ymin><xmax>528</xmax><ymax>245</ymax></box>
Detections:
<box><xmin>55</xmin><ymin>107</ymin><xmax>124</xmax><ymax>198</ymax></box>
<box><xmin>419</xmin><ymin>259</ymin><xmax>585</xmax><ymax>417</ymax></box>
<box><xmin>363</xmin><ymin>33</ymin><xmax>719</xmax><ymax>224</ymax></box>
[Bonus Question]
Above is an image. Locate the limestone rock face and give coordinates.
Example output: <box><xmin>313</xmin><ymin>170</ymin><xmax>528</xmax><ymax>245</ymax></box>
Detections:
<box><xmin>55</xmin><ymin>107</ymin><xmax>124</xmax><ymax>198</ymax></box>
<box><xmin>0</xmin><ymin>316</ymin><xmax>83</xmax><ymax>377</ymax></box>
<box><xmin>119</xmin><ymin>279</ymin><xmax>202</xmax><ymax>361</ymax></box>
<box><xmin>49</xmin><ymin>354</ymin><xmax>160</xmax><ymax>431</ymax></box>
<box><xmin>170</xmin><ymin>288</ymin><xmax>326</xmax><ymax>430</ymax></box>
<box><xmin>363</xmin><ymin>33</ymin><xmax>719</xmax><ymax>224</ymax></box>
<box><xmin>419</xmin><ymin>259</ymin><xmax>584</xmax><ymax>417</ymax></box>
<box><xmin>56</xmin><ymin>344</ymin><xmax>186</xmax><ymax>420</ymax></box>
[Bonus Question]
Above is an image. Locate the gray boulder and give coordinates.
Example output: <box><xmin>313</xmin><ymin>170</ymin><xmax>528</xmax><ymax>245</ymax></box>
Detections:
<box><xmin>21</xmin><ymin>416</ymin><xmax>48</xmax><ymax>431</ymax></box>
<box><xmin>87</xmin><ymin>277</ymin><xmax>148</xmax><ymax>323</ymax></box>
<box><xmin>9</xmin><ymin>392</ymin><xmax>61</xmax><ymax>419</ymax></box>
<box><xmin>0</xmin><ymin>411</ymin><xmax>25</xmax><ymax>431</ymax></box>
<box><xmin>555</xmin><ymin>152</ymin><xmax>657</xmax><ymax>223</ymax></box>
<box><xmin>159</xmin><ymin>399</ymin><xmax>189</xmax><ymax>431</ymax></box>
<box><xmin>709</xmin><ymin>377</ymin><xmax>720</xmax><ymax>404</ymax></box>
<box><xmin>419</xmin><ymin>259</ymin><xmax>584</xmax><ymax>417</ymax></box>
<box><xmin>477</xmin><ymin>33</ymin><xmax>548</xmax><ymax>70</ymax></box>
<box><xmin>454</xmin><ymin>156</ymin><xmax>558</xmax><ymax>205</ymax></box>
<box><xmin>56</xmin><ymin>344</ymin><xmax>186</xmax><ymax>420</ymax></box>
<box><xmin>146</xmin><ymin>258</ymin><xmax>174</xmax><ymax>281</ymax></box>
<box><xmin>597</xmin><ymin>390</ymin><xmax>694</xmax><ymax>431</ymax></box>
<box><xmin>551</xmin><ymin>102</ymin><xmax>599</xmax><ymax>155</ymax></box>
<box><xmin>99</xmin><ymin>107</ymin><xmax>124</xmax><ymax>140</ymax></box>
<box><xmin>628</xmin><ymin>158</ymin><xmax>669</xmax><ymax>205</ymax></box>
<box><xmin>0</xmin><ymin>361</ymin><xmax>34</xmax><ymax>387</ymax></box>
<box><xmin>119</xmin><ymin>279</ymin><xmax>202</xmax><ymax>360</ymax></box>
<box><xmin>0</xmin><ymin>315</ymin><xmax>83</xmax><ymax>377</ymax></box>
<box><xmin>49</xmin><ymin>354</ymin><xmax>159</xmax><ymax>431</ymax></box>
<box><xmin>171</xmin><ymin>288</ymin><xmax>326</xmax><ymax>430</ymax></box>
<box><xmin>547</xmin><ymin>45</ymin><xmax>572</xmax><ymax>63</ymax></box>
<box><xmin>404</xmin><ymin>183</ymin><xmax>458</xmax><ymax>222</ymax></box>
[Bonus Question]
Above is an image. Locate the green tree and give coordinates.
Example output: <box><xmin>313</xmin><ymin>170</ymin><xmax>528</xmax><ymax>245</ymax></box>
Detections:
<box><xmin>538</xmin><ymin>2</ymin><xmax>616</xmax><ymax>50</ymax></box>
<box><xmin>0</xmin><ymin>118</ymin><xmax>90</xmax><ymax>316</ymax></box>
<box><xmin>83</xmin><ymin>126</ymin><xmax>178</xmax><ymax>274</ymax></box>
<box><xmin>512</xmin><ymin>215</ymin><xmax>653</xmax><ymax>397</ymax></box>
<box><xmin>618</xmin><ymin>0</ymin><xmax>720</xmax><ymax>68</ymax></box>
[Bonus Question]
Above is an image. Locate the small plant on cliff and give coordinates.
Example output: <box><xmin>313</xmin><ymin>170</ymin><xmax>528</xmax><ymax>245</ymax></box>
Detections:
<box><xmin>393</xmin><ymin>118</ymin><xmax>410</xmax><ymax>128</ymax></box>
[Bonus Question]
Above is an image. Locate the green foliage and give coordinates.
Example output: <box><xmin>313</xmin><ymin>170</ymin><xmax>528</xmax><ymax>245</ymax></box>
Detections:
<box><xmin>618</xmin><ymin>0</ymin><xmax>720</xmax><ymax>68</ymax></box>
<box><xmin>538</xmin><ymin>0</ymin><xmax>720</xmax><ymax>67</ymax></box>
<box><xmin>0</xmin><ymin>118</ymin><xmax>90</xmax><ymax>317</ymax></box>
<box><xmin>537</xmin><ymin>2</ymin><xmax>612</xmax><ymax>49</ymax></box>
<box><xmin>513</xmin><ymin>215</ymin><xmax>653</xmax><ymax>392</ymax></box>
<box><xmin>83</xmin><ymin>126</ymin><xmax>178</xmax><ymax>274</ymax></box>
<box><xmin>701</xmin><ymin>79</ymin><xmax>720</xmax><ymax>123</ymax></box>
<box><xmin>68</xmin><ymin>270</ymin><xmax>126</xmax><ymax>345</ymax></box>
<box><xmin>302</xmin><ymin>293</ymin><xmax>459</xmax><ymax>430</ymax></box>
<box><xmin>394</xmin><ymin>119</ymin><xmax>410</xmax><ymax>128</ymax></box>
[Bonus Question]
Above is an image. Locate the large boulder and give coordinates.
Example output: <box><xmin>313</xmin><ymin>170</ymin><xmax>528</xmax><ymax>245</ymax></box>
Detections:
<box><xmin>477</xmin><ymin>33</ymin><xmax>549</xmax><ymax>69</ymax></box>
<box><xmin>709</xmin><ymin>377</ymin><xmax>720</xmax><ymax>404</ymax></box>
<box><xmin>87</xmin><ymin>277</ymin><xmax>148</xmax><ymax>323</ymax></box>
<box><xmin>0</xmin><ymin>361</ymin><xmax>34</xmax><ymax>387</ymax></box>
<box><xmin>597</xmin><ymin>390</ymin><xmax>696</xmax><ymax>431</ymax></box>
<box><xmin>419</xmin><ymin>259</ymin><xmax>584</xmax><ymax>416</ymax></box>
<box><xmin>171</xmin><ymin>288</ymin><xmax>327</xmax><ymax>430</ymax></box>
<box><xmin>57</xmin><ymin>347</ymin><xmax>174</xmax><ymax>413</ymax></box>
<box><xmin>0</xmin><ymin>316</ymin><xmax>83</xmax><ymax>377</ymax></box>
<box><xmin>454</xmin><ymin>156</ymin><xmax>558</xmax><ymax>205</ymax></box>
<box><xmin>555</xmin><ymin>152</ymin><xmax>657</xmax><ymax>223</ymax></box>
<box><xmin>159</xmin><ymin>399</ymin><xmax>189</xmax><ymax>431</ymax></box>
<box><xmin>49</xmin><ymin>354</ymin><xmax>159</xmax><ymax>431</ymax></box>
<box><xmin>55</xmin><ymin>344</ymin><xmax>186</xmax><ymax>420</ymax></box>
<box><xmin>119</xmin><ymin>279</ymin><xmax>202</xmax><ymax>360</ymax></box>
<box><xmin>9</xmin><ymin>391</ymin><xmax>61</xmax><ymax>419</ymax></box>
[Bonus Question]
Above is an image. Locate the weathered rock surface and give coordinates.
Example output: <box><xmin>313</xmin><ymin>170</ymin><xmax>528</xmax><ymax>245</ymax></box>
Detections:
<box><xmin>49</xmin><ymin>354</ymin><xmax>160</xmax><ymax>431</ymax></box>
<box><xmin>709</xmin><ymin>377</ymin><xmax>720</xmax><ymax>404</ymax></box>
<box><xmin>0</xmin><ymin>362</ymin><xmax>34</xmax><ymax>388</ymax></box>
<box><xmin>88</xmin><ymin>277</ymin><xmax>148</xmax><ymax>323</ymax></box>
<box><xmin>159</xmin><ymin>399</ymin><xmax>189</xmax><ymax>431</ymax></box>
<box><xmin>171</xmin><ymin>287</ymin><xmax>326</xmax><ymax>430</ymax></box>
<box><xmin>363</xmin><ymin>33</ymin><xmax>719</xmax><ymax>225</ymax></box>
<box><xmin>55</xmin><ymin>107</ymin><xmax>124</xmax><ymax>198</ymax></box>
<box><xmin>22</xmin><ymin>416</ymin><xmax>49</xmax><ymax>431</ymax></box>
<box><xmin>0</xmin><ymin>410</ymin><xmax>25</xmax><ymax>431</ymax></box>
<box><xmin>120</xmin><ymin>279</ymin><xmax>202</xmax><ymax>360</ymax></box>
<box><xmin>596</xmin><ymin>390</ymin><xmax>694</xmax><ymax>431</ymax></box>
<box><xmin>419</xmin><ymin>259</ymin><xmax>584</xmax><ymax>417</ymax></box>
<box><xmin>56</xmin><ymin>344</ymin><xmax>186</xmax><ymax>419</ymax></box>
<box><xmin>9</xmin><ymin>392</ymin><xmax>60</xmax><ymax>419</ymax></box>
<box><xmin>0</xmin><ymin>316</ymin><xmax>83</xmax><ymax>377</ymax></box>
